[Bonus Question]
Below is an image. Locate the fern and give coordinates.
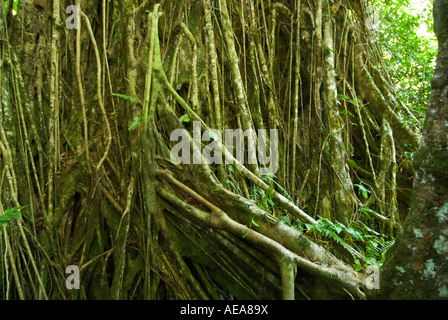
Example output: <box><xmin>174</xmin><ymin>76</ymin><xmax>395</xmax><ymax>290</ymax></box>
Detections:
<box><xmin>304</xmin><ymin>217</ymin><xmax>394</xmax><ymax>268</ymax></box>
<box><xmin>305</xmin><ymin>218</ymin><xmax>360</xmax><ymax>263</ymax></box>
<box><xmin>250</xmin><ymin>186</ymin><xmax>273</xmax><ymax>213</ymax></box>
<box><xmin>112</xmin><ymin>92</ymin><xmax>141</xmax><ymax>104</ymax></box>
<box><xmin>262</xmin><ymin>174</ymin><xmax>295</xmax><ymax>203</ymax></box>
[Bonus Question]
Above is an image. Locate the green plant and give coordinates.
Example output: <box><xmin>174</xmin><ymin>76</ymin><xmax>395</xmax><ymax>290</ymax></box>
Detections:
<box><xmin>304</xmin><ymin>217</ymin><xmax>394</xmax><ymax>269</ymax></box>
<box><xmin>376</xmin><ymin>0</ymin><xmax>437</xmax><ymax>127</ymax></box>
<box><xmin>354</xmin><ymin>183</ymin><xmax>372</xmax><ymax>200</ymax></box>
<box><xmin>111</xmin><ymin>92</ymin><xmax>143</xmax><ymax>131</ymax></box>
<box><xmin>0</xmin><ymin>206</ymin><xmax>26</xmax><ymax>236</ymax></box>
<box><xmin>305</xmin><ymin>218</ymin><xmax>360</xmax><ymax>264</ymax></box>
<box><xmin>250</xmin><ymin>185</ymin><xmax>275</xmax><ymax>214</ymax></box>
<box><xmin>351</xmin><ymin>220</ymin><xmax>395</xmax><ymax>266</ymax></box>
<box><xmin>249</xmin><ymin>174</ymin><xmax>295</xmax><ymax>215</ymax></box>
<box><xmin>112</xmin><ymin>92</ymin><xmax>141</xmax><ymax>104</ymax></box>
<box><xmin>225</xmin><ymin>178</ymin><xmax>242</xmax><ymax>195</ymax></box>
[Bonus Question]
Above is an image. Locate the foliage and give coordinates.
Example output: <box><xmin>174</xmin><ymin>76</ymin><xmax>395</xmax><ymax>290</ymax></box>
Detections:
<box><xmin>250</xmin><ymin>185</ymin><xmax>276</xmax><ymax>214</ymax></box>
<box><xmin>112</xmin><ymin>92</ymin><xmax>141</xmax><ymax>105</ymax></box>
<box><xmin>304</xmin><ymin>217</ymin><xmax>395</xmax><ymax>269</ymax></box>
<box><xmin>251</xmin><ymin>176</ymin><xmax>394</xmax><ymax>270</ymax></box>
<box><xmin>354</xmin><ymin>183</ymin><xmax>372</xmax><ymax>200</ymax></box>
<box><xmin>375</xmin><ymin>0</ymin><xmax>437</xmax><ymax>127</ymax></box>
<box><xmin>248</xmin><ymin>174</ymin><xmax>294</xmax><ymax>216</ymax></box>
<box><xmin>0</xmin><ymin>0</ymin><xmax>434</xmax><ymax>300</ymax></box>
<box><xmin>0</xmin><ymin>206</ymin><xmax>26</xmax><ymax>236</ymax></box>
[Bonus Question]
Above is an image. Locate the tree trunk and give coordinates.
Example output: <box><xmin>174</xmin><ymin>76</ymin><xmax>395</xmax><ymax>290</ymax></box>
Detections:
<box><xmin>374</xmin><ymin>0</ymin><xmax>448</xmax><ymax>300</ymax></box>
<box><xmin>0</xmin><ymin>0</ymin><xmax>421</xmax><ymax>300</ymax></box>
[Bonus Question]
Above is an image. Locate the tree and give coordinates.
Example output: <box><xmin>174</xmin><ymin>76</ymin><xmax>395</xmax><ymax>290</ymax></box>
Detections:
<box><xmin>376</xmin><ymin>0</ymin><xmax>437</xmax><ymax>127</ymax></box>
<box><xmin>0</xmin><ymin>0</ymin><xmax>426</xmax><ymax>300</ymax></box>
<box><xmin>374</xmin><ymin>0</ymin><xmax>448</xmax><ymax>300</ymax></box>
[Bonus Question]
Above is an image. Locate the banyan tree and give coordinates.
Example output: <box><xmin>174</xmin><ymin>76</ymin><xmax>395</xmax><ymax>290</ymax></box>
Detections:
<box><xmin>0</xmin><ymin>0</ymin><xmax>429</xmax><ymax>300</ymax></box>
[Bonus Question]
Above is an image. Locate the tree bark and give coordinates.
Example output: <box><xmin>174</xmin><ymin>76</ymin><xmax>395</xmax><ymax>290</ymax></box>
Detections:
<box><xmin>374</xmin><ymin>0</ymin><xmax>448</xmax><ymax>300</ymax></box>
<box><xmin>0</xmin><ymin>0</ymin><xmax>424</xmax><ymax>300</ymax></box>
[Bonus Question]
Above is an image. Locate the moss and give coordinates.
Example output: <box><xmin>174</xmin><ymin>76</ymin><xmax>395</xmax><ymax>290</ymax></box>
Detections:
<box><xmin>423</xmin><ymin>259</ymin><xmax>437</xmax><ymax>279</ymax></box>
<box><xmin>439</xmin><ymin>286</ymin><xmax>448</xmax><ymax>298</ymax></box>
<box><xmin>436</xmin><ymin>203</ymin><xmax>448</xmax><ymax>223</ymax></box>
<box><xmin>413</xmin><ymin>228</ymin><xmax>423</xmax><ymax>238</ymax></box>
<box><xmin>297</xmin><ymin>234</ymin><xmax>311</xmax><ymax>248</ymax></box>
<box><xmin>415</xmin><ymin>147</ymin><xmax>448</xmax><ymax>176</ymax></box>
<box><xmin>395</xmin><ymin>266</ymin><xmax>406</xmax><ymax>273</ymax></box>
<box><xmin>433</xmin><ymin>235</ymin><xmax>448</xmax><ymax>255</ymax></box>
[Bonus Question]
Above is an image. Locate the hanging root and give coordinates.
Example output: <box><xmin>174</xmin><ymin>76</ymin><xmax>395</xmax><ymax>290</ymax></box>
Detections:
<box><xmin>0</xmin><ymin>0</ymin><xmax>418</xmax><ymax>299</ymax></box>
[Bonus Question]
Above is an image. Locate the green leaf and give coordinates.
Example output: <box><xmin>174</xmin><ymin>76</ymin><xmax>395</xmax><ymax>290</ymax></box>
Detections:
<box><xmin>265</xmin><ymin>186</ymin><xmax>274</xmax><ymax>198</ymax></box>
<box><xmin>337</xmin><ymin>94</ymin><xmax>350</xmax><ymax>100</ymax></box>
<box><xmin>334</xmin><ymin>225</ymin><xmax>343</xmax><ymax>234</ymax></box>
<box><xmin>305</xmin><ymin>224</ymin><xmax>313</xmax><ymax>231</ymax></box>
<box><xmin>4</xmin><ymin>205</ymin><xmax>28</xmax><ymax>214</ymax></box>
<box><xmin>251</xmin><ymin>217</ymin><xmax>260</xmax><ymax>227</ymax></box>
<box><xmin>112</xmin><ymin>92</ymin><xmax>141</xmax><ymax>104</ymax></box>
<box><xmin>359</xmin><ymin>207</ymin><xmax>379</xmax><ymax>221</ymax></box>
<box><xmin>181</xmin><ymin>114</ymin><xmax>191</xmax><ymax>123</ymax></box>
<box><xmin>354</xmin><ymin>184</ymin><xmax>372</xmax><ymax>199</ymax></box>
<box><xmin>349</xmin><ymin>143</ymin><xmax>355</xmax><ymax>154</ymax></box>
<box><xmin>340</xmin><ymin>109</ymin><xmax>355</xmax><ymax>117</ymax></box>
<box><xmin>348</xmin><ymin>159</ymin><xmax>359</xmax><ymax>169</ymax></box>
<box><xmin>0</xmin><ymin>205</ymin><xmax>26</xmax><ymax>235</ymax></box>
<box><xmin>124</xmin><ymin>78</ymin><xmax>140</xmax><ymax>89</ymax></box>
<box><xmin>8</xmin><ymin>211</ymin><xmax>21</xmax><ymax>219</ymax></box>
<box><xmin>0</xmin><ymin>217</ymin><xmax>10</xmax><ymax>223</ymax></box>
<box><xmin>225</xmin><ymin>179</ymin><xmax>242</xmax><ymax>195</ymax></box>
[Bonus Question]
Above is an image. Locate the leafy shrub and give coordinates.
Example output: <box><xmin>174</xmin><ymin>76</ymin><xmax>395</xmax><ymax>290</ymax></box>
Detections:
<box><xmin>304</xmin><ymin>217</ymin><xmax>394</xmax><ymax>270</ymax></box>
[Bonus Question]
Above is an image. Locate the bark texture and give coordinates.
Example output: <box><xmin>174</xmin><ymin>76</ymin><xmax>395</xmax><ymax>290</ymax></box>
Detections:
<box><xmin>0</xmin><ymin>0</ymin><xmax>422</xmax><ymax>300</ymax></box>
<box><xmin>374</xmin><ymin>0</ymin><xmax>448</xmax><ymax>300</ymax></box>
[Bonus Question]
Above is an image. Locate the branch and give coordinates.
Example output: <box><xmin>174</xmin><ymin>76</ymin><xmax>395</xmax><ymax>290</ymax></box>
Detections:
<box><xmin>157</xmin><ymin>171</ymin><xmax>366</xmax><ymax>299</ymax></box>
